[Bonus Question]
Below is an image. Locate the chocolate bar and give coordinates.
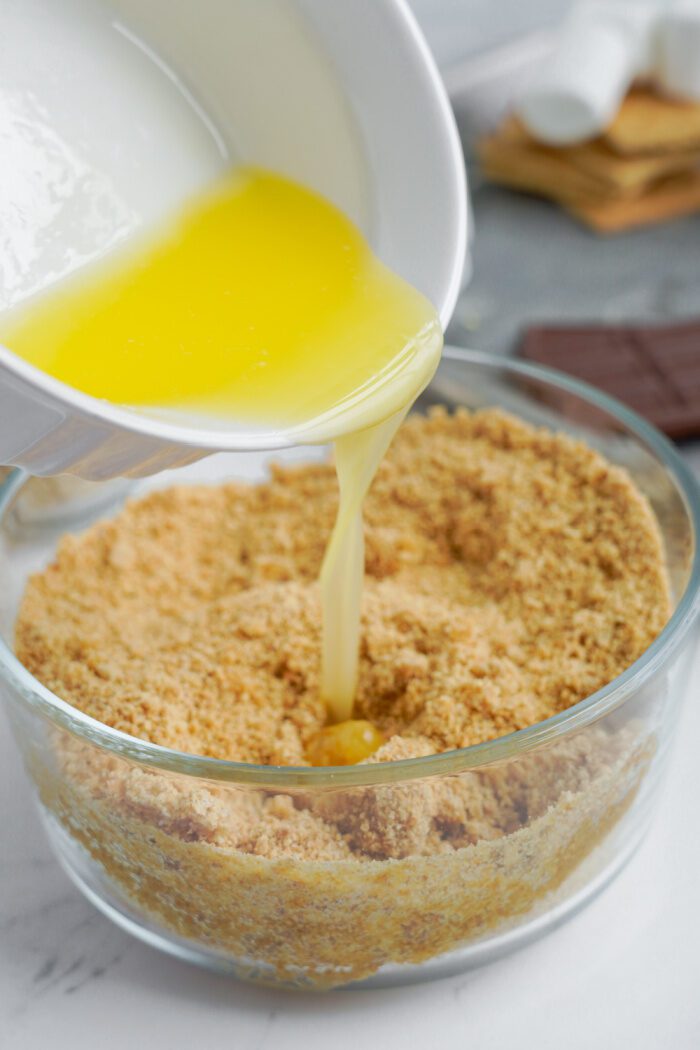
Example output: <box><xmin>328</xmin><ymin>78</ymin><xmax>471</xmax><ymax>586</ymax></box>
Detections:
<box><xmin>519</xmin><ymin>321</ymin><xmax>700</xmax><ymax>440</ymax></box>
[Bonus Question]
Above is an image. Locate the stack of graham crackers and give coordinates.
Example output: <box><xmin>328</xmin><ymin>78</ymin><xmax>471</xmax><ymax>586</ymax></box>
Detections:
<box><xmin>477</xmin><ymin>87</ymin><xmax>700</xmax><ymax>232</ymax></box>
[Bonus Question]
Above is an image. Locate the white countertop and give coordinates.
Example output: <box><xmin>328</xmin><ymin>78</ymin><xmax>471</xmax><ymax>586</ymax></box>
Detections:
<box><xmin>1</xmin><ymin>446</ymin><xmax>699</xmax><ymax>1050</ymax></box>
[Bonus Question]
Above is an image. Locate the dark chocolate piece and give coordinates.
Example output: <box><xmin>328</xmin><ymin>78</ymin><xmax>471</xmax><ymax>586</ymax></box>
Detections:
<box><xmin>519</xmin><ymin>321</ymin><xmax>700</xmax><ymax>440</ymax></box>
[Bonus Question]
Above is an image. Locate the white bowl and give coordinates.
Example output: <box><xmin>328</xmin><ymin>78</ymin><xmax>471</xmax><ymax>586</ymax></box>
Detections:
<box><xmin>0</xmin><ymin>0</ymin><xmax>467</xmax><ymax>479</ymax></box>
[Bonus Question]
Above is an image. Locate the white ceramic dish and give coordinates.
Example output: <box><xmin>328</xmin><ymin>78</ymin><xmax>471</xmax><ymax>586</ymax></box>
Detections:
<box><xmin>0</xmin><ymin>0</ymin><xmax>467</xmax><ymax>479</ymax></box>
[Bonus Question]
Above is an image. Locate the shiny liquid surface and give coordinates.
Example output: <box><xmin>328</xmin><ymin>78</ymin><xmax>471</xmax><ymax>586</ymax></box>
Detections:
<box><xmin>1</xmin><ymin>168</ymin><xmax>441</xmax><ymax>441</ymax></box>
<box><xmin>1</xmin><ymin>167</ymin><xmax>443</xmax><ymax>725</ymax></box>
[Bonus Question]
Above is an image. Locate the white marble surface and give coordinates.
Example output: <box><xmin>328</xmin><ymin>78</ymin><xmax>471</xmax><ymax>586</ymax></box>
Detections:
<box><xmin>1</xmin><ymin>448</ymin><xmax>699</xmax><ymax>1048</ymax></box>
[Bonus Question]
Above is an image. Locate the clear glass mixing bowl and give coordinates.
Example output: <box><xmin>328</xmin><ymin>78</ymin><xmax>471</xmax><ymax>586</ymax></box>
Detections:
<box><xmin>0</xmin><ymin>349</ymin><xmax>698</xmax><ymax>990</ymax></box>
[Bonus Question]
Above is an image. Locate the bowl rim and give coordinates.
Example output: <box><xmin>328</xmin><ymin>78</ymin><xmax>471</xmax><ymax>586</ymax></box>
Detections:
<box><xmin>1</xmin><ymin>346</ymin><xmax>699</xmax><ymax>787</ymax></box>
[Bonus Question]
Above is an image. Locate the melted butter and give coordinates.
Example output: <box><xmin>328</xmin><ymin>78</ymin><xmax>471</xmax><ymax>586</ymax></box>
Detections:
<box><xmin>320</xmin><ymin>410</ymin><xmax>408</xmax><ymax>721</ymax></box>
<box><xmin>0</xmin><ymin>167</ymin><xmax>443</xmax><ymax>726</ymax></box>
<box><xmin>306</xmin><ymin>720</ymin><xmax>385</xmax><ymax>767</ymax></box>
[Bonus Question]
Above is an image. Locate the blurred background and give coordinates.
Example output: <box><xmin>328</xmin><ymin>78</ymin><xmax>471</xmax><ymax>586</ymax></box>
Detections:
<box><xmin>412</xmin><ymin>0</ymin><xmax>576</xmax><ymax>68</ymax></box>
<box><xmin>406</xmin><ymin>0</ymin><xmax>700</xmax><ymax>458</ymax></box>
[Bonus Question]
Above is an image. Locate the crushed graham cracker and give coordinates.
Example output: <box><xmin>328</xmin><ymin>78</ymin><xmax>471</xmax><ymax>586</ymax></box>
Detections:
<box><xmin>16</xmin><ymin>408</ymin><xmax>670</xmax><ymax>763</ymax></box>
<box><xmin>15</xmin><ymin>408</ymin><xmax>671</xmax><ymax>986</ymax></box>
<box><xmin>38</xmin><ymin>721</ymin><xmax>656</xmax><ymax>985</ymax></box>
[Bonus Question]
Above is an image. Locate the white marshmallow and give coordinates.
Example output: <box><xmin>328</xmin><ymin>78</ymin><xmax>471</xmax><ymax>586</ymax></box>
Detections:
<box><xmin>657</xmin><ymin>1</ymin><xmax>700</xmax><ymax>101</ymax></box>
<box><xmin>518</xmin><ymin>3</ymin><xmax>655</xmax><ymax>145</ymax></box>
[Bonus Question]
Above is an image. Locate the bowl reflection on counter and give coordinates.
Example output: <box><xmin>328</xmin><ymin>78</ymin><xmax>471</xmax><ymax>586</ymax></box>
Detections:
<box><xmin>0</xmin><ymin>349</ymin><xmax>698</xmax><ymax>989</ymax></box>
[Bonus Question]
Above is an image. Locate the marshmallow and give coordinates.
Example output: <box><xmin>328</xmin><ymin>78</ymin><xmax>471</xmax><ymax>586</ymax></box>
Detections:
<box><xmin>657</xmin><ymin>1</ymin><xmax>700</xmax><ymax>101</ymax></box>
<box><xmin>518</xmin><ymin>4</ymin><xmax>655</xmax><ymax>146</ymax></box>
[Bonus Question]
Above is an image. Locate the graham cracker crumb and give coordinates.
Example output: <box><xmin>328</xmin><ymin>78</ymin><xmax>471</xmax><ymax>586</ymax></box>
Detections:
<box><xmin>15</xmin><ymin>408</ymin><xmax>671</xmax><ymax>986</ymax></box>
<box><xmin>17</xmin><ymin>408</ymin><xmax>669</xmax><ymax>765</ymax></box>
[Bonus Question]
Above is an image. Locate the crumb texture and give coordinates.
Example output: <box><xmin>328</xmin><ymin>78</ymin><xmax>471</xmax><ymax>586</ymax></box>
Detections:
<box><xmin>17</xmin><ymin>408</ymin><xmax>670</xmax><ymax>763</ymax></box>
<box><xmin>15</xmin><ymin>409</ymin><xmax>670</xmax><ymax>986</ymax></box>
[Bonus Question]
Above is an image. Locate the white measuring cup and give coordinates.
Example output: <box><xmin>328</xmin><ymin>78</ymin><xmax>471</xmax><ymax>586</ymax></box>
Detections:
<box><xmin>0</xmin><ymin>0</ymin><xmax>467</xmax><ymax>480</ymax></box>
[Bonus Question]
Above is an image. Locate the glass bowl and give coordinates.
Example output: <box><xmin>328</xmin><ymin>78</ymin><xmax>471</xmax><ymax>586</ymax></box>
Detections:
<box><xmin>1</xmin><ymin>348</ymin><xmax>698</xmax><ymax>990</ymax></box>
